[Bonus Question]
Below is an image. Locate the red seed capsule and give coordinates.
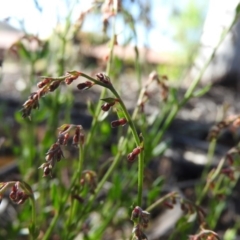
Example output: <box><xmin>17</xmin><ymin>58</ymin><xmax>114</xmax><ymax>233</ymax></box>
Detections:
<box><xmin>103</xmin><ymin>102</ymin><xmax>115</xmax><ymax>111</ymax></box>
<box><xmin>72</xmin><ymin>127</ymin><xmax>81</xmax><ymax>146</ymax></box>
<box><xmin>58</xmin><ymin>134</ymin><xmax>65</xmax><ymax>145</ymax></box>
<box><xmin>65</xmin><ymin>75</ymin><xmax>77</xmax><ymax>85</ymax></box>
<box><xmin>43</xmin><ymin>167</ymin><xmax>51</xmax><ymax>176</ymax></box>
<box><xmin>101</xmin><ymin>103</ymin><xmax>111</xmax><ymax>111</ymax></box>
<box><xmin>77</xmin><ymin>81</ymin><xmax>93</xmax><ymax>90</ymax></box>
<box><xmin>132</xmin><ymin>147</ymin><xmax>141</xmax><ymax>155</ymax></box>
<box><xmin>131</xmin><ymin>206</ymin><xmax>142</xmax><ymax>219</ymax></box>
<box><xmin>12</xmin><ymin>183</ymin><xmax>18</xmax><ymax>193</ymax></box>
<box><xmin>111</xmin><ymin>118</ymin><xmax>127</xmax><ymax>128</ymax></box>
<box><xmin>96</xmin><ymin>73</ymin><xmax>111</xmax><ymax>84</ymax></box>
<box><xmin>49</xmin><ymin>81</ymin><xmax>61</xmax><ymax>92</ymax></box>
<box><xmin>37</xmin><ymin>78</ymin><xmax>51</xmax><ymax>88</ymax></box>
<box><xmin>63</xmin><ymin>133</ymin><xmax>70</xmax><ymax>145</ymax></box>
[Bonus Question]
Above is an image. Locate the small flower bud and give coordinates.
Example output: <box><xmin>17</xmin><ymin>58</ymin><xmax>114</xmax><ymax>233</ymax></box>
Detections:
<box><xmin>65</xmin><ymin>71</ymin><xmax>81</xmax><ymax>85</ymax></box>
<box><xmin>101</xmin><ymin>103</ymin><xmax>113</xmax><ymax>111</ymax></box>
<box><xmin>43</xmin><ymin>166</ymin><xmax>52</xmax><ymax>177</ymax></box>
<box><xmin>32</xmin><ymin>101</ymin><xmax>39</xmax><ymax>109</ymax></box>
<box><xmin>49</xmin><ymin>80</ymin><xmax>61</xmax><ymax>92</ymax></box>
<box><xmin>127</xmin><ymin>153</ymin><xmax>136</xmax><ymax>162</ymax></box>
<box><xmin>72</xmin><ymin>127</ymin><xmax>80</xmax><ymax>146</ymax></box>
<box><xmin>127</xmin><ymin>147</ymin><xmax>142</xmax><ymax>163</ymax></box>
<box><xmin>21</xmin><ymin>107</ymin><xmax>32</xmax><ymax>118</ymax></box>
<box><xmin>23</xmin><ymin>99</ymin><xmax>33</xmax><ymax>108</ymax></box>
<box><xmin>12</xmin><ymin>183</ymin><xmax>18</xmax><ymax>193</ymax></box>
<box><xmin>37</xmin><ymin>78</ymin><xmax>51</xmax><ymax>88</ymax></box>
<box><xmin>58</xmin><ymin>134</ymin><xmax>65</xmax><ymax>145</ymax></box>
<box><xmin>63</xmin><ymin>133</ymin><xmax>69</xmax><ymax>145</ymax></box>
<box><xmin>77</xmin><ymin>81</ymin><xmax>93</xmax><ymax>90</ymax></box>
<box><xmin>131</xmin><ymin>206</ymin><xmax>142</xmax><ymax>220</ymax></box>
<box><xmin>8</xmin><ymin>182</ymin><xmax>30</xmax><ymax>205</ymax></box>
<box><xmin>58</xmin><ymin>133</ymin><xmax>69</xmax><ymax>145</ymax></box>
<box><xmin>37</xmin><ymin>82</ymin><xmax>45</xmax><ymax>88</ymax></box>
<box><xmin>65</xmin><ymin>75</ymin><xmax>78</xmax><ymax>85</ymax></box>
<box><xmin>45</xmin><ymin>153</ymin><xmax>54</xmax><ymax>161</ymax></box>
<box><xmin>39</xmin><ymin>87</ymin><xmax>48</xmax><ymax>97</ymax></box>
<box><xmin>132</xmin><ymin>147</ymin><xmax>141</xmax><ymax>155</ymax></box>
<box><xmin>96</xmin><ymin>73</ymin><xmax>111</xmax><ymax>84</ymax></box>
<box><xmin>111</xmin><ymin>118</ymin><xmax>127</xmax><ymax>128</ymax></box>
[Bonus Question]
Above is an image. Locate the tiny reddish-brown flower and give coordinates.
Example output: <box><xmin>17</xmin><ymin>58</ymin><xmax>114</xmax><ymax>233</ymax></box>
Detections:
<box><xmin>111</xmin><ymin>118</ymin><xmax>127</xmax><ymax>128</ymax></box>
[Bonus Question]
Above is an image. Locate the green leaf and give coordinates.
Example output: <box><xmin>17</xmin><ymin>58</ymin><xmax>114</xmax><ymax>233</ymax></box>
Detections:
<box><xmin>101</xmin><ymin>97</ymin><xmax>116</xmax><ymax>104</ymax></box>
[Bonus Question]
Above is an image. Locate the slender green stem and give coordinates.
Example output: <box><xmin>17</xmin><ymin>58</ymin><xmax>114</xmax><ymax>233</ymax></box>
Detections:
<box><xmin>137</xmin><ymin>151</ymin><xmax>144</xmax><ymax>206</ymax></box>
<box><xmin>108</xmin><ymin>86</ymin><xmax>144</xmax><ymax>206</ymax></box>
<box><xmin>134</xmin><ymin>46</ymin><xmax>141</xmax><ymax>86</ymax></box>
<box><xmin>94</xmin><ymin>153</ymin><xmax>121</xmax><ymax>196</ymax></box>
<box><xmin>29</xmin><ymin>196</ymin><xmax>37</xmax><ymax>240</ymax></box>
<box><xmin>146</xmin><ymin>192</ymin><xmax>177</xmax><ymax>212</ymax></box>
<box><xmin>195</xmin><ymin>139</ymin><xmax>216</xmax><ymax>205</ymax></box>
<box><xmin>207</xmin><ymin>139</ymin><xmax>217</xmax><ymax>166</ymax></box>
<box><xmin>197</xmin><ymin>154</ymin><xmax>226</xmax><ymax>205</ymax></box>
<box><xmin>42</xmin><ymin>211</ymin><xmax>60</xmax><ymax>240</ymax></box>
